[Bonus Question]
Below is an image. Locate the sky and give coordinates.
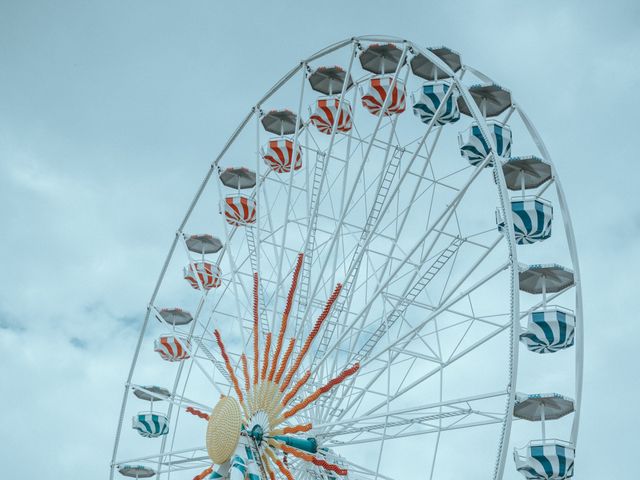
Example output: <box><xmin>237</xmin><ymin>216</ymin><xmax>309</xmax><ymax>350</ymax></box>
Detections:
<box><xmin>1</xmin><ymin>0</ymin><xmax>639</xmax><ymax>478</ymax></box>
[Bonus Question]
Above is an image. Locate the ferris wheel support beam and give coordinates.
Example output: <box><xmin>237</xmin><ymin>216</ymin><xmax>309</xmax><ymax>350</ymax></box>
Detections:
<box><xmin>324</xmin><ymin>187</ymin><xmax>491</xmax><ymax>421</ymax></box>
<box><xmin>516</xmin><ymin>105</ymin><xmax>583</xmax><ymax>445</ymax></box>
<box><xmin>331</xmin><ymin>103</ymin><xmax>457</xmax><ymax>374</ymax></box>
<box><xmin>316</xmin><ymin>389</ymin><xmax>507</xmax><ymax>432</ymax></box>
<box><xmin>452</xmin><ymin>75</ymin><xmax>521</xmax><ymax>480</ymax></box>
<box><xmin>294</xmin><ymin>41</ymin><xmax>358</xmax><ymax>335</ymax></box>
<box><xmin>332</xmin><ymin>256</ymin><xmax>508</xmax><ymax>424</ymax></box>
<box><xmin>116</xmin><ymin>446</ymin><xmax>208</xmax><ymax>466</ymax></box>
<box><xmin>297</xmin><ymin>44</ymin><xmax>409</xmax><ymax>339</ymax></box>
<box><xmin>328</xmin><ymin>416</ymin><xmax>506</xmax><ymax>448</ymax></box>
<box><xmin>315</xmin><ymin>75</ymin><xmax>458</xmax><ymax>377</ymax></box>
<box><xmin>270</xmin><ymin>64</ymin><xmax>309</xmax><ymax>334</ymax></box>
<box><xmin>322</xmin><ymin>129</ymin><xmax>447</xmax><ymax>405</ymax></box>
<box><xmin>314</xmin><ymin>102</ymin><xmax>406</xmax><ymax>367</ymax></box>
<box><xmin>315</xmin><ymin>149</ymin><xmax>493</xmax><ymax>376</ymax></box>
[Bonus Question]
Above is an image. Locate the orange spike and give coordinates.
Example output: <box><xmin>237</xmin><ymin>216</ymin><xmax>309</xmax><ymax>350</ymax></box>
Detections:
<box><xmin>266</xmin><ymin>447</ymin><xmax>294</xmax><ymax>480</ymax></box>
<box><xmin>284</xmin><ymin>363</ymin><xmax>359</xmax><ymax>419</ymax></box>
<box><xmin>261</xmin><ymin>332</ymin><xmax>272</xmax><ymax>381</ymax></box>
<box><xmin>270</xmin><ymin>254</ymin><xmax>304</xmax><ymax>381</ymax></box>
<box><xmin>241</xmin><ymin>353</ymin><xmax>250</xmax><ymax>393</ymax></box>
<box><xmin>281</xmin><ymin>283</ymin><xmax>342</xmax><ymax>392</ymax></box>
<box><xmin>214</xmin><ymin>329</ymin><xmax>244</xmax><ymax>404</ymax></box>
<box><xmin>253</xmin><ymin>272</ymin><xmax>260</xmax><ymax>385</ymax></box>
<box><xmin>272</xmin><ymin>441</ymin><xmax>347</xmax><ymax>476</ymax></box>
<box><xmin>185</xmin><ymin>406</ymin><xmax>209</xmax><ymax>421</ymax></box>
<box><xmin>193</xmin><ymin>466</ymin><xmax>213</xmax><ymax>480</ymax></box>
<box><xmin>282</xmin><ymin>370</ymin><xmax>311</xmax><ymax>406</ymax></box>
<box><xmin>281</xmin><ymin>423</ymin><xmax>313</xmax><ymax>435</ymax></box>
<box><xmin>275</xmin><ymin>338</ymin><xmax>295</xmax><ymax>385</ymax></box>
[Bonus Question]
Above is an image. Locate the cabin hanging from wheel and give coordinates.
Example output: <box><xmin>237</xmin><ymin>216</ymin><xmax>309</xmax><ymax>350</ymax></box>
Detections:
<box><xmin>459</xmin><ymin>121</ymin><xmax>512</xmax><ymax>167</ymax></box>
<box><xmin>501</xmin><ymin>197</ymin><xmax>554</xmax><ymax>245</ymax></box>
<box><xmin>262</xmin><ymin>138</ymin><xmax>302</xmax><ymax>173</ymax></box>
<box><xmin>183</xmin><ymin>261</ymin><xmax>222</xmax><ymax>290</ymax></box>
<box><xmin>514</xmin><ymin>440</ymin><xmax>575</xmax><ymax>479</ymax></box>
<box><xmin>224</xmin><ymin>195</ymin><xmax>256</xmax><ymax>226</ymax></box>
<box><xmin>132</xmin><ymin>412</ymin><xmax>169</xmax><ymax>438</ymax></box>
<box><xmin>520</xmin><ymin>307</ymin><xmax>576</xmax><ymax>353</ymax></box>
<box><xmin>154</xmin><ymin>335</ymin><xmax>191</xmax><ymax>362</ymax></box>
<box><xmin>310</xmin><ymin>98</ymin><xmax>353</xmax><ymax>134</ymax></box>
<box><xmin>412</xmin><ymin>81</ymin><xmax>460</xmax><ymax>125</ymax></box>
<box><xmin>361</xmin><ymin>76</ymin><xmax>406</xmax><ymax>116</ymax></box>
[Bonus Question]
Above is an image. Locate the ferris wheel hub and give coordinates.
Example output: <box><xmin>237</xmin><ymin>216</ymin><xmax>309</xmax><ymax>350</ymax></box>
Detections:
<box><xmin>206</xmin><ymin>396</ymin><xmax>242</xmax><ymax>464</ymax></box>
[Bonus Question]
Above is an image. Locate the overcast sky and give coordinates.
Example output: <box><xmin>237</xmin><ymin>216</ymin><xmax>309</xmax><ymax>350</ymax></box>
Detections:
<box><xmin>1</xmin><ymin>0</ymin><xmax>639</xmax><ymax>478</ymax></box>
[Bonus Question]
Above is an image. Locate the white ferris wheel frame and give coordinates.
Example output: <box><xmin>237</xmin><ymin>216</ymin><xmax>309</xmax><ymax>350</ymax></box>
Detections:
<box><xmin>110</xmin><ymin>35</ymin><xmax>583</xmax><ymax>480</ymax></box>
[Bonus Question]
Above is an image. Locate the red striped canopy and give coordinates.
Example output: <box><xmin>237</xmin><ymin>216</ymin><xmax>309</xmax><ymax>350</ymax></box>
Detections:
<box><xmin>361</xmin><ymin>76</ymin><xmax>406</xmax><ymax>116</ymax></box>
<box><xmin>310</xmin><ymin>98</ymin><xmax>353</xmax><ymax>135</ymax></box>
<box><xmin>154</xmin><ymin>335</ymin><xmax>191</xmax><ymax>362</ymax></box>
<box><xmin>263</xmin><ymin>139</ymin><xmax>302</xmax><ymax>173</ymax></box>
<box><xmin>184</xmin><ymin>261</ymin><xmax>222</xmax><ymax>290</ymax></box>
<box><xmin>224</xmin><ymin>195</ymin><xmax>256</xmax><ymax>226</ymax></box>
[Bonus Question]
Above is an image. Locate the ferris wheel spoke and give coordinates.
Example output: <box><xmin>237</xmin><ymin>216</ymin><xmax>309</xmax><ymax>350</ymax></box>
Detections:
<box><xmin>327</xmin><ymin>414</ymin><xmax>506</xmax><ymax>448</ymax></box>
<box><xmin>330</xmin><ymin>244</ymin><xmax>502</xmax><ymax>424</ymax></box>
<box><xmin>297</xmin><ymin>48</ymin><xmax>410</xmax><ymax>344</ymax></box>
<box><xmin>318</xmin><ymin>391</ymin><xmax>508</xmax><ymax>437</ymax></box>
<box><xmin>312</xmin><ymin>130</ymin><xmax>406</xmax><ymax>365</ymax></box>
<box><xmin>333</xmin><ymin>130</ymin><xmax>447</xmax><ymax>362</ymax></box>
<box><xmin>292</xmin><ymin>42</ymin><xmax>360</xmax><ymax>338</ymax></box>
<box><xmin>330</xmin><ymin>256</ymin><xmax>508</xmax><ymax>421</ymax></box>
<box><xmin>116</xmin><ymin>446</ymin><xmax>209</xmax><ymax>468</ymax></box>
<box><xmin>361</xmin><ymin>321</ymin><xmax>511</xmax><ymax>419</ymax></box>
<box><xmin>269</xmin><ymin>66</ymin><xmax>309</xmax><ymax>335</ymax></box>
<box><xmin>314</xmin><ymin>156</ymin><xmax>495</xmax><ymax>384</ymax></box>
<box><xmin>314</xmin><ymin>110</ymin><xmax>451</xmax><ymax>369</ymax></box>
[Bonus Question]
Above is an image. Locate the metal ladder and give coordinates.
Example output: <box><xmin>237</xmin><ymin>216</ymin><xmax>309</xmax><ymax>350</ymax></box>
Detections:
<box><xmin>354</xmin><ymin>236</ymin><xmax>464</xmax><ymax>363</ymax></box>
<box><xmin>295</xmin><ymin>151</ymin><xmax>328</xmax><ymax>327</ymax></box>
<box><xmin>191</xmin><ymin>336</ymin><xmax>231</xmax><ymax>382</ymax></box>
<box><xmin>245</xmin><ymin>225</ymin><xmax>271</xmax><ymax>335</ymax></box>
<box><xmin>314</xmin><ymin>146</ymin><xmax>405</xmax><ymax>362</ymax></box>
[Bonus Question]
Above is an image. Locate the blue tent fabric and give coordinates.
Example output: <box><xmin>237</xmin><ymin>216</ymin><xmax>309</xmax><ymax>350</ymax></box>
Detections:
<box><xmin>459</xmin><ymin>122</ymin><xmax>512</xmax><ymax>167</ymax></box>
<box><xmin>412</xmin><ymin>81</ymin><xmax>460</xmax><ymax>126</ymax></box>
<box><xmin>520</xmin><ymin>309</ymin><xmax>575</xmax><ymax>353</ymax></box>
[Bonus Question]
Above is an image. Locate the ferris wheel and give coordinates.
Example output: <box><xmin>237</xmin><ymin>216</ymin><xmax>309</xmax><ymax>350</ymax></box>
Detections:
<box><xmin>110</xmin><ymin>36</ymin><xmax>583</xmax><ymax>480</ymax></box>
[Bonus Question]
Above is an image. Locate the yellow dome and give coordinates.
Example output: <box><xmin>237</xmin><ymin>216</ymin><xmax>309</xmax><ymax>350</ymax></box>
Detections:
<box><xmin>206</xmin><ymin>396</ymin><xmax>242</xmax><ymax>464</ymax></box>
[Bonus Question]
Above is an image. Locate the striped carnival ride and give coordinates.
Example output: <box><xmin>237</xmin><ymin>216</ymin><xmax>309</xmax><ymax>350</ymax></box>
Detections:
<box><xmin>111</xmin><ymin>36</ymin><xmax>583</xmax><ymax>480</ymax></box>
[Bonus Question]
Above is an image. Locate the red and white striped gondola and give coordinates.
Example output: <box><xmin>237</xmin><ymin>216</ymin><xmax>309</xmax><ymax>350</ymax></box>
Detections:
<box><xmin>262</xmin><ymin>138</ymin><xmax>302</xmax><ymax>173</ymax></box>
<box><xmin>310</xmin><ymin>98</ymin><xmax>353</xmax><ymax>135</ymax></box>
<box><xmin>153</xmin><ymin>335</ymin><xmax>191</xmax><ymax>362</ymax></box>
<box><xmin>361</xmin><ymin>76</ymin><xmax>406</xmax><ymax>116</ymax></box>
<box><xmin>224</xmin><ymin>195</ymin><xmax>256</xmax><ymax>226</ymax></box>
<box><xmin>183</xmin><ymin>261</ymin><xmax>222</xmax><ymax>290</ymax></box>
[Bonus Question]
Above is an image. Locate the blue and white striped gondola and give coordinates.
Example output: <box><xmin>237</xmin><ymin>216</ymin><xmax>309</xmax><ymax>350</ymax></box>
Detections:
<box><xmin>459</xmin><ymin>121</ymin><xmax>512</xmax><ymax>167</ymax></box>
<box><xmin>229</xmin><ymin>437</ymin><xmax>261</xmax><ymax>480</ymax></box>
<box><xmin>514</xmin><ymin>440</ymin><xmax>575</xmax><ymax>479</ymax></box>
<box><xmin>132</xmin><ymin>412</ymin><xmax>169</xmax><ymax>438</ymax></box>
<box><xmin>511</xmin><ymin>197</ymin><xmax>553</xmax><ymax>245</ymax></box>
<box><xmin>412</xmin><ymin>81</ymin><xmax>460</xmax><ymax>126</ymax></box>
<box><xmin>520</xmin><ymin>308</ymin><xmax>575</xmax><ymax>353</ymax></box>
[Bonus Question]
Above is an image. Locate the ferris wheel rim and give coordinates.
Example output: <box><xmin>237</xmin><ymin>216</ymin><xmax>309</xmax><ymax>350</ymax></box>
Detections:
<box><xmin>110</xmin><ymin>35</ymin><xmax>583</xmax><ymax>480</ymax></box>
